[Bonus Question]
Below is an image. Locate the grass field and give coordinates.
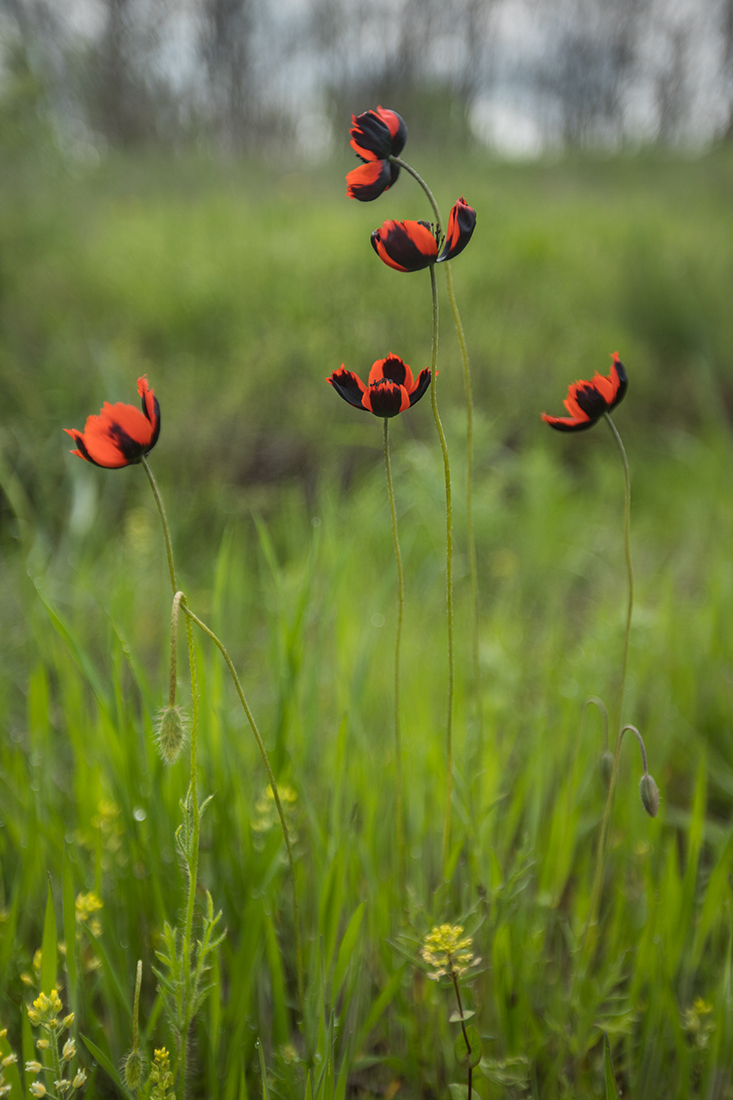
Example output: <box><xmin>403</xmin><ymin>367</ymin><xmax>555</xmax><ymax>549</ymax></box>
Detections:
<box><xmin>2</xmin><ymin>137</ymin><xmax>733</xmax><ymax>1098</ymax></box>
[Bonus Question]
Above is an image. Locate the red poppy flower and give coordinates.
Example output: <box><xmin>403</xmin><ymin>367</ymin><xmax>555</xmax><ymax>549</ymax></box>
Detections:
<box><xmin>542</xmin><ymin>353</ymin><xmax>627</xmax><ymax>432</ymax></box>
<box><xmin>327</xmin><ymin>355</ymin><xmax>431</xmax><ymax>418</ymax></box>
<box><xmin>346</xmin><ymin>106</ymin><xmax>406</xmax><ymax>202</ymax></box>
<box><xmin>371</xmin><ymin>199</ymin><xmax>477</xmax><ymax>272</ymax></box>
<box><xmin>65</xmin><ymin>376</ymin><xmax>160</xmax><ymax>467</ymax></box>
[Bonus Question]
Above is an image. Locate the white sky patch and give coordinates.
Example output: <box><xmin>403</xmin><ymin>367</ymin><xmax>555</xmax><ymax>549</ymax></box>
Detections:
<box><xmin>469</xmin><ymin>96</ymin><xmax>545</xmax><ymax>158</ymax></box>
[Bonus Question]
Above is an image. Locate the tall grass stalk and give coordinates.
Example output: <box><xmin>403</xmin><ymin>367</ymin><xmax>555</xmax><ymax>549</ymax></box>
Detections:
<box><xmin>383</xmin><ymin>417</ymin><xmax>406</xmax><ymax>902</ymax></box>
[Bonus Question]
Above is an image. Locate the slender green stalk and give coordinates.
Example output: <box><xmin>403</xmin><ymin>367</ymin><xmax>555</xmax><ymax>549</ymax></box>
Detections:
<box><xmin>142</xmin><ymin>456</ymin><xmax>201</xmax><ymax>1092</ymax></box>
<box><xmin>389</xmin><ymin>156</ymin><xmax>442</xmax><ymax>230</ymax></box>
<box><xmin>451</xmin><ymin>972</ymin><xmax>473</xmax><ymax>1100</ymax></box>
<box><xmin>383</xmin><ymin>417</ymin><xmax>406</xmax><ymax>901</ymax></box>
<box><xmin>584</xmin><ymin>414</ymin><xmax>633</xmax><ymax>952</ymax></box>
<box><xmin>445</xmin><ymin>263</ymin><xmax>481</xmax><ymax>747</ymax></box>
<box><xmin>180</xmin><ymin>602</ymin><xmax>305</xmax><ymax>1019</ymax></box>
<box><xmin>392</xmin><ymin>155</ymin><xmax>482</xmax><ymax>756</ymax></box>
<box><xmin>427</xmin><ymin>265</ymin><xmax>455</xmax><ymax>884</ymax></box>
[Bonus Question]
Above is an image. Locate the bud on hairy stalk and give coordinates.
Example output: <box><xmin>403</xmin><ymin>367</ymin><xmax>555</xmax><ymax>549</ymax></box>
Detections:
<box><xmin>156</xmin><ymin>705</ymin><xmax>187</xmax><ymax>765</ymax></box>
<box><xmin>123</xmin><ymin>959</ymin><xmax>145</xmax><ymax>1089</ymax></box>
<box><xmin>639</xmin><ymin>773</ymin><xmax>659</xmax><ymax>818</ymax></box>
<box><xmin>600</xmin><ymin>750</ymin><xmax>614</xmax><ymax>790</ymax></box>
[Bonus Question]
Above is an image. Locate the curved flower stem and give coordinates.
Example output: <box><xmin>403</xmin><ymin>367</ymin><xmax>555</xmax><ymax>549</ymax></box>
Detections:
<box><xmin>180</xmin><ymin>602</ymin><xmax>305</xmax><ymax>1020</ymax></box>
<box><xmin>583</xmin><ymin>415</ymin><xmax>634</xmax><ymax>957</ymax></box>
<box><xmin>392</xmin><ymin>156</ymin><xmax>482</xmax><ymax>756</ymax></box>
<box><xmin>390</xmin><ymin>156</ymin><xmax>442</xmax><ymax>231</ymax></box>
<box><xmin>383</xmin><ymin>418</ymin><xmax>406</xmax><ymax>904</ymax></box>
<box><xmin>427</xmin><ymin>265</ymin><xmax>455</xmax><ymax>885</ymax></box>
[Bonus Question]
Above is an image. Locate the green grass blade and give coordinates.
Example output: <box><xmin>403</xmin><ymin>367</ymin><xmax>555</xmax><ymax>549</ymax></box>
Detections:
<box><xmin>331</xmin><ymin>901</ymin><xmax>365</xmax><ymax>999</ymax></box>
<box><xmin>62</xmin><ymin>847</ymin><xmax>78</xmax><ymax>1017</ymax></box>
<box><xmin>604</xmin><ymin>1033</ymin><xmax>619</xmax><ymax>1099</ymax></box>
<box><xmin>40</xmin><ymin>882</ymin><xmax>57</xmax><ymax>995</ymax></box>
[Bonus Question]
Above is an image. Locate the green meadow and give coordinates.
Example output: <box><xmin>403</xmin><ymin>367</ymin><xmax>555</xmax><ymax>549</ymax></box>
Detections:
<box><xmin>2</xmin><ymin>141</ymin><xmax>733</xmax><ymax>1098</ymax></box>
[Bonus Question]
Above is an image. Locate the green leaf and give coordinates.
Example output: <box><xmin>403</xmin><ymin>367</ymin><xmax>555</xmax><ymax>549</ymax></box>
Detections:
<box><xmin>454</xmin><ymin>1025</ymin><xmax>482</xmax><ymax>1069</ymax></box>
<box><xmin>604</xmin><ymin>1033</ymin><xmax>619</xmax><ymax>1099</ymax></box>
<box><xmin>305</xmin><ymin>1072</ymin><xmax>313</xmax><ymax>1100</ymax></box>
<box><xmin>449</xmin><ymin>1008</ymin><xmax>475</xmax><ymax>1023</ymax></box>
<box><xmin>257</xmin><ymin>1039</ymin><xmax>269</xmax><ymax>1100</ymax></box>
<box><xmin>62</xmin><ymin>848</ymin><xmax>77</xmax><ymax>1017</ymax></box>
<box><xmin>332</xmin><ymin>901</ymin><xmax>365</xmax><ymax>998</ymax></box>
<box><xmin>81</xmin><ymin>1035</ymin><xmax>132</xmax><ymax>1097</ymax></box>
<box><xmin>448</xmin><ymin>1085</ymin><xmax>469</xmax><ymax>1100</ymax></box>
<box><xmin>40</xmin><ymin>882</ymin><xmax>57</xmax><ymax>996</ymax></box>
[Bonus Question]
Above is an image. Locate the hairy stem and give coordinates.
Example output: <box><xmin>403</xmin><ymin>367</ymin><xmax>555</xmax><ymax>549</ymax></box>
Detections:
<box><xmin>451</xmin><ymin>971</ymin><xmax>473</xmax><ymax>1100</ymax></box>
<box><xmin>180</xmin><ymin>603</ymin><xmax>305</xmax><ymax>1020</ymax></box>
<box><xmin>383</xmin><ymin>418</ymin><xmax>406</xmax><ymax>902</ymax></box>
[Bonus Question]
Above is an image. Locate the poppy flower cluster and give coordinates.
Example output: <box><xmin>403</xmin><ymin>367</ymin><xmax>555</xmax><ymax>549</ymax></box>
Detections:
<box><xmin>542</xmin><ymin>353</ymin><xmax>627</xmax><ymax>432</ymax></box>
<box><xmin>65</xmin><ymin>376</ymin><xmax>160</xmax><ymax>467</ymax></box>
<box><xmin>346</xmin><ymin>106</ymin><xmax>407</xmax><ymax>202</ymax></box>
<box><xmin>371</xmin><ymin>197</ymin><xmax>476</xmax><ymax>273</ymax></box>
<box><xmin>327</xmin><ymin>355</ymin><xmax>431</xmax><ymax>418</ymax></box>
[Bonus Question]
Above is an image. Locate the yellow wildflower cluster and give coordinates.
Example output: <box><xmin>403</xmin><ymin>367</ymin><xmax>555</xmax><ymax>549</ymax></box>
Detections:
<box><xmin>421</xmin><ymin>924</ymin><xmax>479</xmax><ymax>981</ymax></box>
<box><xmin>251</xmin><ymin>784</ymin><xmax>298</xmax><ymax>844</ymax></box>
<box><xmin>1</xmin><ymin>1028</ymin><xmax>18</xmax><ymax>1098</ymax></box>
<box><xmin>25</xmin><ymin>991</ymin><xmax>86</xmax><ymax>1095</ymax></box>
<box><xmin>75</xmin><ymin>799</ymin><xmax>126</xmax><ymax>872</ymax></box>
<box><xmin>150</xmin><ymin>1047</ymin><xmax>176</xmax><ymax>1100</ymax></box>
<box><xmin>682</xmin><ymin>997</ymin><xmax>715</xmax><ymax>1050</ymax></box>
<box><xmin>75</xmin><ymin>891</ymin><xmax>103</xmax><ymax>936</ymax></box>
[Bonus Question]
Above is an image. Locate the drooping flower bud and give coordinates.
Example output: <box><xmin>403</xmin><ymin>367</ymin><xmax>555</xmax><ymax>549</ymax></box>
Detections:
<box><xmin>155</xmin><ymin>706</ymin><xmax>186</xmax><ymax>765</ymax></box>
<box><xmin>600</xmin><ymin>751</ymin><xmax>614</xmax><ymax>789</ymax></box>
<box><xmin>124</xmin><ymin>1048</ymin><xmax>145</xmax><ymax>1090</ymax></box>
<box><xmin>640</xmin><ymin>774</ymin><xmax>659</xmax><ymax>818</ymax></box>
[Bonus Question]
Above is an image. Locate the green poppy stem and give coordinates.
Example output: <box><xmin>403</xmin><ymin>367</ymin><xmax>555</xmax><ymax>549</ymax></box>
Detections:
<box><xmin>179</xmin><ymin>602</ymin><xmax>305</xmax><ymax>1020</ymax></box>
<box><xmin>392</xmin><ymin>154</ymin><xmax>482</xmax><ymax>761</ymax></box>
<box><xmin>427</xmin><ymin>264</ymin><xmax>455</xmax><ymax>886</ymax></box>
<box><xmin>383</xmin><ymin>418</ymin><xmax>406</xmax><ymax>903</ymax></box>
<box><xmin>584</xmin><ymin>413</ymin><xmax>633</xmax><ymax>955</ymax></box>
<box><xmin>140</xmin><ymin>457</ymin><xmax>199</xmax><ymax>1092</ymax></box>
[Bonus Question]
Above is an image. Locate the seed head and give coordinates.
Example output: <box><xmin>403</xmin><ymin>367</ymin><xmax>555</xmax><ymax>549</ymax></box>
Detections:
<box><xmin>640</xmin><ymin>774</ymin><xmax>659</xmax><ymax>818</ymax></box>
<box><xmin>156</xmin><ymin>706</ymin><xmax>187</xmax><ymax>765</ymax></box>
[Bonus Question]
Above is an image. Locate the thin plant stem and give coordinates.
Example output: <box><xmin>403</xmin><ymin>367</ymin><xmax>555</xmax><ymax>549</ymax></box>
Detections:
<box><xmin>392</xmin><ymin>155</ymin><xmax>482</xmax><ymax>759</ymax></box>
<box><xmin>427</xmin><ymin>264</ymin><xmax>455</xmax><ymax>885</ymax></box>
<box><xmin>180</xmin><ymin>602</ymin><xmax>305</xmax><ymax>1020</ymax></box>
<box><xmin>390</xmin><ymin>156</ymin><xmax>442</xmax><ymax>230</ymax></box>
<box><xmin>451</xmin><ymin>971</ymin><xmax>473</xmax><ymax>1100</ymax></box>
<box><xmin>383</xmin><ymin>417</ymin><xmax>406</xmax><ymax>902</ymax></box>
<box><xmin>584</xmin><ymin>414</ymin><xmax>633</xmax><ymax>953</ymax></box>
<box><xmin>169</xmin><ymin>591</ymin><xmax>184</xmax><ymax>707</ymax></box>
<box><xmin>445</xmin><ymin>262</ymin><xmax>481</xmax><ymax>749</ymax></box>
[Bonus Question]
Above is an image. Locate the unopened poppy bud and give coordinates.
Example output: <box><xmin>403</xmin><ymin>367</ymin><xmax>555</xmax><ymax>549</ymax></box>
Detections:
<box><xmin>156</xmin><ymin>705</ymin><xmax>186</xmax><ymax>765</ymax></box>
<box><xmin>640</xmin><ymin>774</ymin><xmax>659</xmax><ymax>818</ymax></box>
<box><xmin>600</xmin><ymin>751</ymin><xmax>614</xmax><ymax>789</ymax></box>
<box><xmin>124</xmin><ymin>1048</ymin><xmax>145</xmax><ymax>1090</ymax></box>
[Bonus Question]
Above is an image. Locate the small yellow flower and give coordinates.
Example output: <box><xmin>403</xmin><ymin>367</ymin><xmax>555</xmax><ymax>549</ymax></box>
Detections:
<box><xmin>421</xmin><ymin>924</ymin><xmax>479</xmax><ymax>981</ymax></box>
<box><xmin>62</xmin><ymin>1037</ymin><xmax>76</xmax><ymax>1061</ymax></box>
<box><xmin>72</xmin><ymin>1069</ymin><xmax>87</xmax><ymax>1089</ymax></box>
<box><xmin>25</xmin><ymin>1061</ymin><xmax>43</xmax><ymax>1073</ymax></box>
<box><xmin>0</xmin><ymin>1055</ymin><xmax>16</xmax><ymax>1068</ymax></box>
<box><xmin>75</xmin><ymin>893</ymin><xmax>103</xmax><ymax>923</ymax></box>
<box><xmin>36</xmin><ymin>1040</ymin><xmax>50</xmax><ymax>1051</ymax></box>
<box><xmin>29</xmin><ymin>1084</ymin><xmax>47</xmax><ymax>1098</ymax></box>
<box><xmin>63</xmin><ymin>1014</ymin><xmax>75</xmax><ymax>1030</ymax></box>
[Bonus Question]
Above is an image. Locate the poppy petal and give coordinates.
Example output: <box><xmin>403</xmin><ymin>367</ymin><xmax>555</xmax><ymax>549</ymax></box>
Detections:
<box><xmin>350</xmin><ymin>111</ymin><xmax>392</xmax><ymax>161</ymax></box>
<box><xmin>375</xmin><ymin>106</ymin><xmax>407</xmax><ymax>156</ymax></box>
<box><xmin>346</xmin><ymin>160</ymin><xmax>393</xmax><ymax>202</ymax></box>
<box><xmin>368</xmin><ymin>354</ymin><xmax>414</xmax><ymax>391</ymax></box>
<box><xmin>138</xmin><ymin>376</ymin><xmax>161</xmax><ymax>450</ymax></box>
<box><xmin>362</xmin><ymin>380</ymin><xmax>410</xmax><ymax>417</ymax></box>
<box><xmin>437</xmin><ymin>197</ymin><xmax>476</xmax><ymax>263</ymax></box>
<box><xmin>541</xmin><ymin>413</ymin><xmax>597</xmax><ymax>432</ymax></box>
<box><xmin>608</xmin><ymin>353</ymin><xmax>628</xmax><ymax>409</ymax></box>
<box><xmin>408</xmin><ymin>368</ymin><xmax>432</xmax><ymax>406</ymax></box>
<box><xmin>371</xmin><ymin>219</ymin><xmax>439</xmax><ymax>272</ymax></box>
<box><xmin>327</xmin><ymin>367</ymin><xmax>368</xmax><ymax>410</ymax></box>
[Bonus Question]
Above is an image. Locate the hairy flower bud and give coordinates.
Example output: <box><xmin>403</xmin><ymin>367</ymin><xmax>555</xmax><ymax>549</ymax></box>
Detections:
<box><xmin>640</xmin><ymin>773</ymin><xmax>659</xmax><ymax>818</ymax></box>
<box><xmin>124</xmin><ymin>1048</ymin><xmax>145</xmax><ymax>1090</ymax></box>
<box><xmin>156</xmin><ymin>706</ymin><xmax>186</xmax><ymax>765</ymax></box>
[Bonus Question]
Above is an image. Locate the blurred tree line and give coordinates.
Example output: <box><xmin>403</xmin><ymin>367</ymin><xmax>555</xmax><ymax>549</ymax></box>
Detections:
<box><xmin>1</xmin><ymin>0</ymin><xmax>733</xmax><ymax>156</ymax></box>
